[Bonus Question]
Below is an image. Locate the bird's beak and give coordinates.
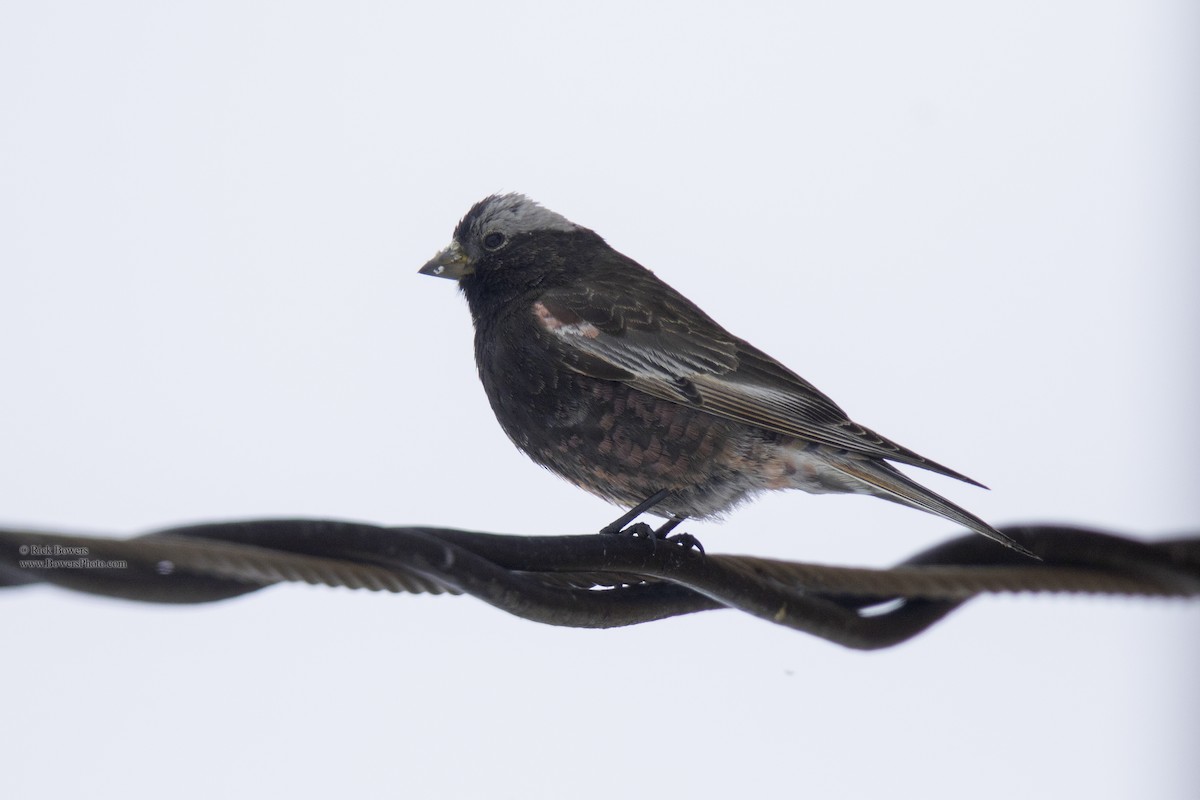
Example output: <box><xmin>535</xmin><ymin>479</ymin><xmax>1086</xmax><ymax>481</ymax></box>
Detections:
<box><xmin>419</xmin><ymin>240</ymin><xmax>472</xmax><ymax>280</ymax></box>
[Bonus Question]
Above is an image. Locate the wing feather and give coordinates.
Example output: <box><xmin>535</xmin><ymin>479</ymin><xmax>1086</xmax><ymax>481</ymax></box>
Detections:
<box><xmin>533</xmin><ymin>282</ymin><xmax>983</xmax><ymax>486</ymax></box>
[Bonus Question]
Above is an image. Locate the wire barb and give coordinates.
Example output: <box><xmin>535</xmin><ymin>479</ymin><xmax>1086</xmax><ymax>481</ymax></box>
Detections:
<box><xmin>2</xmin><ymin>521</ymin><xmax>1197</xmax><ymax>649</ymax></box>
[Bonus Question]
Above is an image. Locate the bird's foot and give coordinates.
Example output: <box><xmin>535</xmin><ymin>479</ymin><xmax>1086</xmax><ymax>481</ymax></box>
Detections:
<box><xmin>662</xmin><ymin>531</ymin><xmax>705</xmax><ymax>555</ymax></box>
<box><xmin>601</xmin><ymin>521</ymin><xmax>656</xmax><ymax>539</ymax></box>
<box><xmin>652</xmin><ymin>515</ymin><xmax>704</xmax><ymax>554</ymax></box>
<box><xmin>599</xmin><ymin>516</ymin><xmax>703</xmax><ymax>555</ymax></box>
<box><xmin>599</xmin><ymin>492</ymin><xmax>702</xmax><ymax>554</ymax></box>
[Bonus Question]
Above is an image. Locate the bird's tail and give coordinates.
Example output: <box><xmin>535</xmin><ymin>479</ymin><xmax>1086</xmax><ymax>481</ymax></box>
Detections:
<box><xmin>829</xmin><ymin>457</ymin><xmax>1039</xmax><ymax>560</ymax></box>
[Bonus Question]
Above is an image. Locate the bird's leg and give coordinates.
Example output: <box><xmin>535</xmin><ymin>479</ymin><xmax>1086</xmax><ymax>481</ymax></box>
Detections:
<box><xmin>656</xmin><ymin>515</ymin><xmax>704</xmax><ymax>555</ymax></box>
<box><xmin>600</xmin><ymin>493</ymin><xmax>704</xmax><ymax>554</ymax></box>
<box><xmin>599</xmin><ymin>489</ymin><xmax>672</xmax><ymax>537</ymax></box>
<box><xmin>654</xmin><ymin>515</ymin><xmax>685</xmax><ymax>537</ymax></box>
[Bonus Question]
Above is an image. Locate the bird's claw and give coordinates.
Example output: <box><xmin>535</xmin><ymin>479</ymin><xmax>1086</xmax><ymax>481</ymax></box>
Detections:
<box><xmin>600</xmin><ymin>521</ymin><xmax>704</xmax><ymax>555</ymax></box>
<box><xmin>605</xmin><ymin>522</ymin><xmax>655</xmax><ymax>539</ymax></box>
<box><xmin>663</xmin><ymin>532</ymin><xmax>705</xmax><ymax>555</ymax></box>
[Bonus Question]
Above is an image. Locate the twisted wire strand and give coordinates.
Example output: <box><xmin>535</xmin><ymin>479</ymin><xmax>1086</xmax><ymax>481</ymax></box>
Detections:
<box><xmin>1</xmin><ymin>520</ymin><xmax>1196</xmax><ymax>649</ymax></box>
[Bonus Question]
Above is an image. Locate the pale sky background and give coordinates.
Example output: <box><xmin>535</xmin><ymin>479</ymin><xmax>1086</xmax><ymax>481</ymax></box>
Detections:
<box><xmin>1</xmin><ymin>2</ymin><xmax>1197</xmax><ymax>798</ymax></box>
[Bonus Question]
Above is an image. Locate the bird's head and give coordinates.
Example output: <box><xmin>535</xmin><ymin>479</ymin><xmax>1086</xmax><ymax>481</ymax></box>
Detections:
<box><xmin>419</xmin><ymin>194</ymin><xmax>594</xmax><ymax>300</ymax></box>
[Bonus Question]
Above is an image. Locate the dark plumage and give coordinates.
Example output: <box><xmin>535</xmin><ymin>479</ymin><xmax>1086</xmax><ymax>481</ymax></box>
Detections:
<box><xmin>420</xmin><ymin>193</ymin><xmax>1033</xmax><ymax>557</ymax></box>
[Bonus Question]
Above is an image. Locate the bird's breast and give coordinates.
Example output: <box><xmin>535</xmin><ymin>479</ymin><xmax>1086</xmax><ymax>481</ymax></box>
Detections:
<box><xmin>473</xmin><ymin>310</ymin><xmax>584</xmax><ymax>443</ymax></box>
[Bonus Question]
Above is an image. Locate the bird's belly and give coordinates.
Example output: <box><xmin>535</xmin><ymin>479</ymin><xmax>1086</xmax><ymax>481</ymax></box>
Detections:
<box><xmin>482</xmin><ymin>363</ymin><xmax>787</xmax><ymax>517</ymax></box>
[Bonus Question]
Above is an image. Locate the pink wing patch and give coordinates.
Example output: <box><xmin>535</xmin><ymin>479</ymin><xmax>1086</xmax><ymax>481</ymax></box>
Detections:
<box><xmin>533</xmin><ymin>300</ymin><xmax>602</xmax><ymax>339</ymax></box>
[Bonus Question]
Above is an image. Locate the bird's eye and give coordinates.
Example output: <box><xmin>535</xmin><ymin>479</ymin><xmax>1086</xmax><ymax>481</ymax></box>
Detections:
<box><xmin>482</xmin><ymin>231</ymin><xmax>506</xmax><ymax>250</ymax></box>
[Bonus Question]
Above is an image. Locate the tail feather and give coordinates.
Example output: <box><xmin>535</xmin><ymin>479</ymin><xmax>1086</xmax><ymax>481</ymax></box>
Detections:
<box><xmin>830</xmin><ymin>458</ymin><xmax>1039</xmax><ymax>560</ymax></box>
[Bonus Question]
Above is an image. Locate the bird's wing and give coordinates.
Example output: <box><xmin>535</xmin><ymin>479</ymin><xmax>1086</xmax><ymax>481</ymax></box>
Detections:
<box><xmin>533</xmin><ymin>283</ymin><xmax>984</xmax><ymax>486</ymax></box>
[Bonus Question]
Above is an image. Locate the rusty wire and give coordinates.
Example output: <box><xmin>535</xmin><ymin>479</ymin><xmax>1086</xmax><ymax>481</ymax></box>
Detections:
<box><xmin>1</xmin><ymin>520</ymin><xmax>1197</xmax><ymax>649</ymax></box>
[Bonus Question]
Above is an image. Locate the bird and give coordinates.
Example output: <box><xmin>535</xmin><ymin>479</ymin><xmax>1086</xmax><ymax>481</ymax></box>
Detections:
<box><xmin>419</xmin><ymin>193</ymin><xmax>1035</xmax><ymax>558</ymax></box>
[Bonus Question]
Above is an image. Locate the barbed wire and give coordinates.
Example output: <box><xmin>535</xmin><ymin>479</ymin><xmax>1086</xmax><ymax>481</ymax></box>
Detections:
<box><xmin>1</xmin><ymin>520</ymin><xmax>1197</xmax><ymax>649</ymax></box>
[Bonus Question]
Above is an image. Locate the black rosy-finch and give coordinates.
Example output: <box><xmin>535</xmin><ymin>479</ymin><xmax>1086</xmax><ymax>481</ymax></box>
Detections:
<box><xmin>420</xmin><ymin>193</ymin><xmax>1033</xmax><ymax>558</ymax></box>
